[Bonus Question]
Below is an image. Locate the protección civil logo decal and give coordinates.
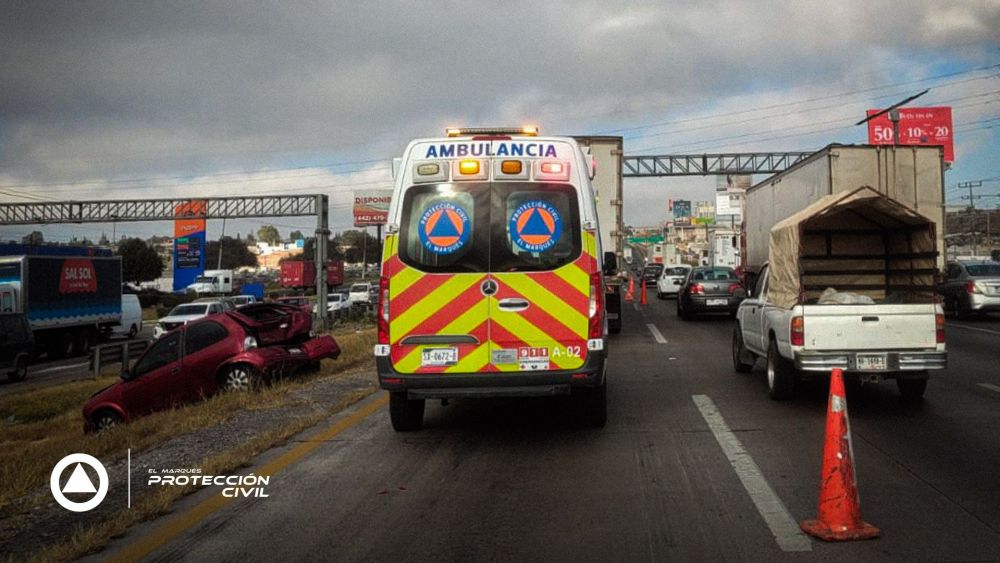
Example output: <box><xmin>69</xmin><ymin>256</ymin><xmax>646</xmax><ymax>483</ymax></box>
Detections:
<box><xmin>510</xmin><ymin>200</ymin><xmax>562</xmax><ymax>252</ymax></box>
<box><xmin>418</xmin><ymin>202</ymin><xmax>471</xmax><ymax>255</ymax></box>
<box><xmin>50</xmin><ymin>453</ymin><xmax>109</xmax><ymax>512</ymax></box>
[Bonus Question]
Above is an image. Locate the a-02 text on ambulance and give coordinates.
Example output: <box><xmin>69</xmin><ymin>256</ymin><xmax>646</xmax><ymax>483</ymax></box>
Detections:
<box><xmin>375</xmin><ymin>127</ymin><xmax>612</xmax><ymax>431</ymax></box>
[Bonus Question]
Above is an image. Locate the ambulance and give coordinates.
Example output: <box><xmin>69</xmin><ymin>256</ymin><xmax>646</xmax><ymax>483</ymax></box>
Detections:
<box><xmin>375</xmin><ymin>127</ymin><xmax>612</xmax><ymax>431</ymax></box>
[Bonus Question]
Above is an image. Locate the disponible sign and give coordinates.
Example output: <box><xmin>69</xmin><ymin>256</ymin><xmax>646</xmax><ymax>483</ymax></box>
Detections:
<box><xmin>353</xmin><ymin>190</ymin><xmax>392</xmax><ymax>227</ymax></box>
<box><xmin>866</xmin><ymin>106</ymin><xmax>954</xmax><ymax>162</ymax></box>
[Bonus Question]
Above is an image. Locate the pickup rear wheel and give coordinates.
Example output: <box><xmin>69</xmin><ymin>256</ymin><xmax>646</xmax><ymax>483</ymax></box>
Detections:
<box><xmin>389</xmin><ymin>391</ymin><xmax>424</xmax><ymax>432</ymax></box>
<box><xmin>732</xmin><ymin>326</ymin><xmax>755</xmax><ymax>373</ymax></box>
<box><xmin>766</xmin><ymin>338</ymin><xmax>796</xmax><ymax>400</ymax></box>
<box><xmin>897</xmin><ymin>376</ymin><xmax>928</xmax><ymax>400</ymax></box>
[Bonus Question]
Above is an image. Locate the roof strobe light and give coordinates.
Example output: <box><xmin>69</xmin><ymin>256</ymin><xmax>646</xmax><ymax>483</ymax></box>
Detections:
<box><xmin>446</xmin><ymin>126</ymin><xmax>539</xmax><ymax>137</ymax></box>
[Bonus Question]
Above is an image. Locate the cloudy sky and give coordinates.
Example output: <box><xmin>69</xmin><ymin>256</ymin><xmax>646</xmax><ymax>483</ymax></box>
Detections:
<box><xmin>1</xmin><ymin>0</ymin><xmax>998</xmax><ymax>244</ymax></box>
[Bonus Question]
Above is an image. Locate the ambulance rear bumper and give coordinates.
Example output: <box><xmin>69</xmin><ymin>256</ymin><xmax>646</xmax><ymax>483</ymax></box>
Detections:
<box><xmin>377</xmin><ymin>349</ymin><xmax>607</xmax><ymax>399</ymax></box>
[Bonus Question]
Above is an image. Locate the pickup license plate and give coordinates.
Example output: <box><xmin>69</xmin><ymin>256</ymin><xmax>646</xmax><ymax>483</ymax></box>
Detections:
<box><xmin>706</xmin><ymin>298</ymin><xmax>727</xmax><ymax>306</ymax></box>
<box><xmin>422</xmin><ymin>348</ymin><xmax>458</xmax><ymax>367</ymax></box>
<box><xmin>856</xmin><ymin>354</ymin><xmax>887</xmax><ymax>371</ymax></box>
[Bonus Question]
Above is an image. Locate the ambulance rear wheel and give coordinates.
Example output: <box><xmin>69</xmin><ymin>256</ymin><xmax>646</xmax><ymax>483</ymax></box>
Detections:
<box><xmin>608</xmin><ymin>317</ymin><xmax>622</xmax><ymax>334</ymax></box>
<box><xmin>576</xmin><ymin>381</ymin><xmax>607</xmax><ymax>428</ymax></box>
<box><xmin>389</xmin><ymin>391</ymin><xmax>424</xmax><ymax>432</ymax></box>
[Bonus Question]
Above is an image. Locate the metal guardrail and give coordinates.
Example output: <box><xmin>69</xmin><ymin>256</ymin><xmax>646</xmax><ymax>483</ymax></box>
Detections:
<box><xmin>90</xmin><ymin>339</ymin><xmax>151</xmax><ymax>377</ymax></box>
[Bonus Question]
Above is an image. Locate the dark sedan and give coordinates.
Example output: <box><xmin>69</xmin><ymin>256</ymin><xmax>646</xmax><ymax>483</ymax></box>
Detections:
<box><xmin>676</xmin><ymin>266</ymin><xmax>745</xmax><ymax>320</ymax></box>
<box><xmin>642</xmin><ymin>263</ymin><xmax>664</xmax><ymax>286</ymax></box>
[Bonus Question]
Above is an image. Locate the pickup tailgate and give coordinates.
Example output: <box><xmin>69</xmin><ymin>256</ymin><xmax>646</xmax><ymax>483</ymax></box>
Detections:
<box><xmin>799</xmin><ymin>304</ymin><xmax>938</xmax><ymax>350</ymax></box>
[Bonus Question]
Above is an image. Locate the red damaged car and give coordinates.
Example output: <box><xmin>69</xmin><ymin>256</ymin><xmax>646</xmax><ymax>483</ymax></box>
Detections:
<box><xmin>83</xmin><ymin>303</ymin><xmax>339</xmax><ymax>432</ymax></box>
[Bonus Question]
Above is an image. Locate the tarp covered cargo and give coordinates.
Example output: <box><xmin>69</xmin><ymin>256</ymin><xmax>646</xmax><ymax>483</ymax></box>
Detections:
<box><xmin>768</xmin><ymin>186</ymin><xmax>937</xmax><ymax>309</ymax></box>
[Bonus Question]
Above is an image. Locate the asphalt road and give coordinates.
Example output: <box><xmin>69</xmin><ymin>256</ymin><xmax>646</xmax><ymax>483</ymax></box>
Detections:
<box><xmin>77</xmin><ymin>299</ymin><xmax>1000</xmax><ymax>560</ymax></box>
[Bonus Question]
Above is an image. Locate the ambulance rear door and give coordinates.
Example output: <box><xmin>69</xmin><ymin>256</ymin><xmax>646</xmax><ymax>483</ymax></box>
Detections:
<box><xmin>489</xmin><ymin>182</ymin><xmax>593</xmax><ymax>373</ymax></box>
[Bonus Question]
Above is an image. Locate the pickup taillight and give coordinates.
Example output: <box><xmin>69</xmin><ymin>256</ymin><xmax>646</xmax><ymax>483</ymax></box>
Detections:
<box><xmin>936</xmin><ymin>313</ymin><xmax>945</xmax><ymax>344</ymax></box>
<box><xmin>377</xmin><ymin>275</ymin><xmax>390</xmax><ymax>345</ymax></box>
<box><xmin>967</xmin><ymin>280</ymin><xmax>982</xmax><ymax>294</ymax></box>
<box><xmin>790</xmin><ymin>315</ymin><xmax>804</xmax><ymax>346</ymax></box>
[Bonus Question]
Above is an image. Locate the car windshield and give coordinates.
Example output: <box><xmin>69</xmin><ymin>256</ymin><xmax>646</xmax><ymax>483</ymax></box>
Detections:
<box><xmin>644</xmin><ymin>266</ymin><xmax>663</xmax><ymax>275</ymax></box>
<box><xmin>194</xmin><ymin>276</ymin><xmax>213</xmax><ymax>283</ymax></box>
<box><xmin>350</xmin><ymin>285</ymin><xmax>368</xmax><ymax>292</ymax></box>
<box><xmin>328</xmin><ymin>294</ymin><xmax>342</xmax><ymax>301</ymax></box>
<box><xmin>169</xmin><ymin>304</ymin><xmax>209</xmax><ymax>316</ymax></box>
<box><xmin>666</xmin><ymin>267</ymin><xmax>689</xmax><ymax>275</ymax></box>
<box><xmin>967</xmin><ymin>264</ymin><xmax>1000</xmax><ymax>276</ymax></box>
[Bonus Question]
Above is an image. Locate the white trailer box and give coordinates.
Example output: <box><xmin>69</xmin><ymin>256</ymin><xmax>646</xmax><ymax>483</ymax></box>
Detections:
<box><xmin>744</xmin><ymin>145</ymin><xmax>945</xmax><ymax>272</ymax></box>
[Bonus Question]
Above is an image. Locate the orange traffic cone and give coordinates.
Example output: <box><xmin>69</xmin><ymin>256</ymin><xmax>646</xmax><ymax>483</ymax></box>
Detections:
<box><xmin>640</xmin><ymin>279</ymin><xmax>648</xmax><ymax>305</ymax></box>
<box><xmin>625</xmin><ymin>276</ymin><xmax>635</xmax><ymax>303</ymax></box>
<box><xmin>800</xmin><ymin>368</ymin><xmax>880</xmax><ymax>541</ymax></box>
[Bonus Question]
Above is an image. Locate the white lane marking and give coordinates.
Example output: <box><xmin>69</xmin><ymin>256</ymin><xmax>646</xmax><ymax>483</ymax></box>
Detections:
<box><xmin>978</xmin><ymin>383</ymin><xmax>1000</xmax><ymax>394</ymax></box>
<box><xmin>692</xmin><ymin>394</ymin><xmax>812</xmax><ymax>552</ymax></box>
<box><xmin>946</xmin><ymin>323</ymin><xmax>1000</xmax><ymax>336</ymax></box>
<box><xmin>646</xmin><ymin>323</ymin><xmax>667</xmax><ymax>344</ymax></box>
<box><xmin>33</xmin><ymin>362</ymin><xmax>88</xmax><ymax>375</ymax></box>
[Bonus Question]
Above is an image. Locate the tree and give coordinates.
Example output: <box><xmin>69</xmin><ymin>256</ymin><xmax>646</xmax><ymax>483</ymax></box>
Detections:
<box><xmin>256</xmin><ymin>225</ymin><xmax>281</xmax><ymax>245</ymax></box>
<box><xmin>21</xmin><ymin>231</ymin><xmax>44</xmax><ymax>245</ymax></box>
<box><xmin>117</xmin><ymin>238</ymin><xmax>163</xmax><ymax>284</ymax></box>
<box><xmin>205</xmin><ymin>237</ymin><xmax>258</xmax><ymax>269</ymax></box>
<box><xmin>301</xmin><ymin>236</ymin><xmax>346</xmax><ymax>262</ymax></box>
<box><xmin>289</xmin><ymin>230</ymin><xmax>305</xmax><ymax>242</ymax></box>
<box><xmin>335</xmin><ymin>230</ymin><xmax>382</xmax><ymax>264</ymax></box>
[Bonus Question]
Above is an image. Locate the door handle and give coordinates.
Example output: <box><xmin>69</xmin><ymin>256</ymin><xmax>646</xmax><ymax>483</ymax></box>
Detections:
<box><xmin>497</xmin><ymin>298</ymin><xmax>529</xmax><ymax>311</ymax></box>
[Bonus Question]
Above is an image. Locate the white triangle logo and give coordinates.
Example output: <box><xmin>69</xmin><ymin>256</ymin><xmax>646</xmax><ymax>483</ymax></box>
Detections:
<box><xmin>62</xmin><ymin>463</ymin><xmax>98</xmax><ymax>494</ymax></box>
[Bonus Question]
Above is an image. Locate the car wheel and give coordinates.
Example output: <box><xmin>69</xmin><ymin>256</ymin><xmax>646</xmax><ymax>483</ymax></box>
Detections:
<box><xmin>220</xmin><ymin>364</ymin><xmax>261</xmax><ymax>392</ymax></box>
<box><xmin>897</xmin><ymin>375</ymin><xmax>928</xmax><ymax>400</ymax></box>
<box><xmin>575</xmin><ymin>380</ymin><xmax>607</xmax><ymax>428</ymax></box>
<box><xmin>8</xmin><ymin>356</ymin><xmax>28</xmax><ymax>382</ymax></box>
<box><xmin>766</xmin><ymin>337</ymin><xmax>796</xmax><ymax>400</ymax></box>
<box><xmin>128</xmin><ymin>324</ymin><xmax>138</xmax><ymax>339</ymax></box>
<box><xmin>389</xmin><ymin>391</ymin><xmax>424</xmax><ymax>432</ymax></box>
<box><xmin>732</xmin><ymin>326</ymin><xmax>755</xmax><ymax>373</ymax></box>
<box><xmin>91</xmin><ymin>410</ymin><xmax>123</xmax><ymax>432</ymax></box>
<box><xmin>679</xmin><ymin>300</ymin><xmax>694</xmax><ymax>321</ymax></box>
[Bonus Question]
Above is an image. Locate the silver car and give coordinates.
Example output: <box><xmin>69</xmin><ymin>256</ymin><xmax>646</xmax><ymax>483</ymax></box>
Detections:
<box><xmin>939</xmin><ymin>260</ymin><xmax>1000</xmax><ymax>317</ymax></box>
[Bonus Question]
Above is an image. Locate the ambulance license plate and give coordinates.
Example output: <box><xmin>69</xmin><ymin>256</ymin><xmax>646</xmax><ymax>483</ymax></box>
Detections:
<box><xmin>422</xmin><ymin>348</ymin><xmax>458</xmax><ymax>367</ymax></box>
<box><xmin>707</xmin><ymin>298</ymin><xmax>727</xmax><ymax>306</ymax></box>
<box><xmin>856</xmin><ymin>354</ymin><xmax>887</xmax><ymax>371</ymax></box>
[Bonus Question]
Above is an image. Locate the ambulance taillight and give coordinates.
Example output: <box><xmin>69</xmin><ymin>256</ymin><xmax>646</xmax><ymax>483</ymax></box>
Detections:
<box><xmin>377</xmin><ymin>275</ymin><xmax>390</xmax><ymax>345</ymax></box>
<box><xmin>589</xmin><ymin>271</ymin><xmax>603</xmax><ymax>339</ymax></box>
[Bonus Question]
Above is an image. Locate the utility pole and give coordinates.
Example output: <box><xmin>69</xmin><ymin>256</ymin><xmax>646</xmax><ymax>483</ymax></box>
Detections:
<box><xmin>959</xmin><ymin>181</ymin><xmax>983</xmax><ymax>256</ymax></box>
<box><xmin>217</xmin><ymin>218</ymin><xmax>226</xmax><ymax>269</ymax></box>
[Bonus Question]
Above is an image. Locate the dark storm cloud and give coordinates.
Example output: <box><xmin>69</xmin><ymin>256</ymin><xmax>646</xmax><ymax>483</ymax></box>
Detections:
<box><xmin>0</xmin><ymin>0</ymin><xmax>996</xmax><ymax>183</ymax></box>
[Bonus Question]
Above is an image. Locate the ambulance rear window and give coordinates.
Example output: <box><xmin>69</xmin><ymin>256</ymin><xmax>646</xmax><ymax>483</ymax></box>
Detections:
<box><xmin>492</xmin><ymin>183</ymin><xmax>580</xmax><ymax>272</ymax></box>
<box><xmin>399</xmin><ymin>184</ymin><xmax>489</xmax><ymax>273</ymax></box>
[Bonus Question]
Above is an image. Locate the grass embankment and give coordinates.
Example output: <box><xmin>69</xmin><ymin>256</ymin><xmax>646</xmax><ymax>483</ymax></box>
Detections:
<box><xmin>0</xmin><ymin>328</ymin><xmax>376</xmax><ymax>515</ymax></box>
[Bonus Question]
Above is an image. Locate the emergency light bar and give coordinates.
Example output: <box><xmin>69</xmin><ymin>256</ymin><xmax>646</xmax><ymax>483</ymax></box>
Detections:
<box><xmin>446</xmin><ymin>126</ymin><xmax>539</xmax><ymax>137</ymax></box>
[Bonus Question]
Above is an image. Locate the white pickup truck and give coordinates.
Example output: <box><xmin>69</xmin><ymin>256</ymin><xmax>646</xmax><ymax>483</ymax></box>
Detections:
<box><xmin>734</xmin><ymin>187</ymin><xmax>948</xmax><ymax>400</ymax></box>
<box><xmin>733</xmin><ymin>263</ymin><xmax>947</xmax><ymax>400</ymax></box>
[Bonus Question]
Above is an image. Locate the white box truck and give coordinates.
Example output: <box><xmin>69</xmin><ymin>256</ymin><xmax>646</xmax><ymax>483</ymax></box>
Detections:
<box><xmin>575</xmin><ymin>136</ymin><xmax>624</xmax><ymax>334</ymax></box>
<box><xmin>186</xmin><ymin>269</ymin><xmax>233</xmax><ymax>295</ymax></box>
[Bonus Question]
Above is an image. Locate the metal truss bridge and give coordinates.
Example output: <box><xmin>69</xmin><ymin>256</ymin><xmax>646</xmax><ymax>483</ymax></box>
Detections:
<box><xmin>622</xmin><ymin>151</ymin><xmax>812</xmax><ymax>177</ymax></box>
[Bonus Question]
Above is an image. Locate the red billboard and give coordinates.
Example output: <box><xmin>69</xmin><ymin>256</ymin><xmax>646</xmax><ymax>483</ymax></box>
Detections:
<box><xmin>866</xmin><ymin>106</ymin><xmax>953</xmax><ymax>162</ymax></box>
<box><xmin>353</xmin><ymin>190</ymin><xmax>392</xmax><ymax>227</ymax></box>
